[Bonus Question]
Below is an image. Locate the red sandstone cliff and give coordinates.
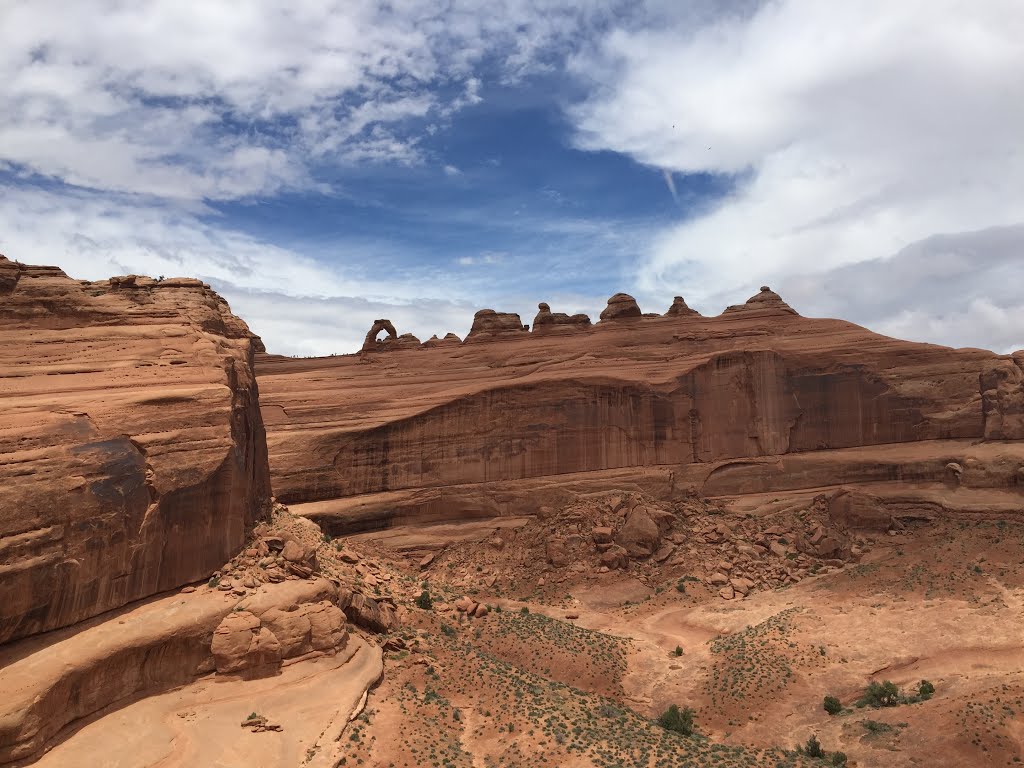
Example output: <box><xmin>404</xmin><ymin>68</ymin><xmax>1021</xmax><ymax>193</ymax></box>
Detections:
<box><xmin>256</xmin><ymin>289</ymin><xmax>1024</xmax><ymax>531</ymax></box>
<box><xmin>0</xmin><ymin>256</ymin><xmax>270</xmax><ymax>644</ymax></box>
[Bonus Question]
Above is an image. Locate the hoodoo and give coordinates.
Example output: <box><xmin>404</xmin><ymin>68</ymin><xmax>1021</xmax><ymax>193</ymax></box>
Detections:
<box><xmin>465</xmin><ymin>308</ymin><xmax>529</xmax><ymax>341</ymax></box>
<box><xmin>532</xmin><ymin>302</ymin><xmax>592</xmax><ymax>334</ymax></box>
<box><xmin>599</xmin><ymin>292</ymin><xmax>642</xmax><ymax>320</ymax></box>
<box><xmin>665</xmin><ymin>295</ymin><xmax>700</xmax><ymax>317</ymax></box>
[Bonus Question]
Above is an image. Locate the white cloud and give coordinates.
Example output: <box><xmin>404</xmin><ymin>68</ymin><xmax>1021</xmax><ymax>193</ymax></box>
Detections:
<box><xmin>0</xmin><ymin>185</ymin><xmax>485</xmax><ymax>353</ymax></box>
<box><xmin>0</xmin><ymin>0</ymin><xmax>626</xmax><ymax>200</ymax></box>
<box><xmin>570</xmin><ymin>0</ymin><xmax>1024</xmax><ymax>348</ymax></box>
<box><xmin>456</xmin><ymin>251</ymin><xmax>505</xmax><ymax>267</ymax></box>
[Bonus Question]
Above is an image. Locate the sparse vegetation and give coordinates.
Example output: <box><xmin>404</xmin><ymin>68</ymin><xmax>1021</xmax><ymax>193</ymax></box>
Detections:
<box><xmin>823</xmin><ymin>695</ymin><xmax>842</xmax><ymax>715</ymax></box>
<box><xmin>415</xmin><ymin>590</ymin><xmax>433</xmax><ymax>610</ymax></box>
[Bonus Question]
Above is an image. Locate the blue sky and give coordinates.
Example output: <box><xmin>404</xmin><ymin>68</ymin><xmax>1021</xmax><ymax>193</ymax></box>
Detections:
<box><xmin>1</xmin><ymin>0</ymin><xmax>1023</xmax><ymax>355</ymax></box>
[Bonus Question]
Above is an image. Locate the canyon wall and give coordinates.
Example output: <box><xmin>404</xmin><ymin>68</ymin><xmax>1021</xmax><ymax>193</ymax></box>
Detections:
<box><xmin>257</xmin><ymin>290</ymin><xmax>1023</xmax><ymax>530</ymax></box>
<box><xmin>0</xmin><ymin>256</ymin><xmax>270</xmax><ymax>644</ymax></box>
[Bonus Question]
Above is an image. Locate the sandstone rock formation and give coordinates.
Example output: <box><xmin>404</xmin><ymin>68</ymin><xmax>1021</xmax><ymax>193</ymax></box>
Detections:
<box><xmin>256</xmin><ymin>285</ymin><xmax>1024</xmax><ymax>534</ymax></box>
<box><xmin>724</xmin><ymin>285</ymin><xmax>797</xmax><ymax>315</ymax></box>
<box><xmin>362</xmin><ymin>319</ymin><xmax>421</xmax><ymax>352</ymax></box>
<box><xmin>532</xmin><ymin>302</ymin><xmax>592</xmax><ymax>335</ymax></box>
<box><xmin>465</xmin><ymin>309</ymin><xmax>528</xmax><ymax>341</ymax></box>
<box><xmin>362</xmin><ymin>318</ymin><xmax>398</xmax><ymax>349</ymax></box>
<box><xmin>665</xmin><ymin>296</ymin><xmax>700</xmax><ymax>317</ymax></box>
<box><xmin>422</xmin><ymin>333</ymin><xmax>462</xmax><ymax>348</ymax></box>
<box><xmin>0</xmin><ymin>255</ymin><xmax>270</xmax><ymax>645</ymax></box>
<box><xmin>599</xmin><ymin>292</ymin><xmax>642</xmax><ymax>321</ymax></box>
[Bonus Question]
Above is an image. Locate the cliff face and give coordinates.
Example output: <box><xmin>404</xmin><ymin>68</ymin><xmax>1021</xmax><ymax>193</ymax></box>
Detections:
<box><xmin>0</xmin><ymin>256</ymin><xmax>270</xmax><ymax>644</ymax></box>
<box><xmin>256</xmin><ymin>290</ymin><xmax>1023</xmax><ymax>529</ymax></box>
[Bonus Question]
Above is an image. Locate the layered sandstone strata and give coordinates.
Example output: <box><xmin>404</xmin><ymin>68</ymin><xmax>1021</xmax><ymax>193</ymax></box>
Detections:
<box><xmin>0</xmin><ymin>255</ymin><xmax>270</xmax><ymax>644</ymax></box>
<box><xmin>256</xmin><ymin>287</ymin><xmax>1024</xmax><ymax>530</ymax></box>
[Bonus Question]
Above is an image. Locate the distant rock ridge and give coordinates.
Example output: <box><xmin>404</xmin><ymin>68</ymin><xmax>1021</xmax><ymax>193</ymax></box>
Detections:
<box><xmin>257</xmin><ymin>286</ymin><xmax>802</xmax><ymax>356</ymax></box>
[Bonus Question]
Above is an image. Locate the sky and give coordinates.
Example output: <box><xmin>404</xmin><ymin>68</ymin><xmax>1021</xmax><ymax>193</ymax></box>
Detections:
<box><xmin>1</xmin><ymin>0</ymin><xmax>1022</xmax><ymax>356</ymax></box>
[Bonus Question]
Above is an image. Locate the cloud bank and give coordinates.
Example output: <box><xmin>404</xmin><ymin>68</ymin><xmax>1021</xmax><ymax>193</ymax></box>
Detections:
<box><xmin>571</xmin><ymin>0</ymin><xmax>1024</xmax><ymax>351</ymax></box>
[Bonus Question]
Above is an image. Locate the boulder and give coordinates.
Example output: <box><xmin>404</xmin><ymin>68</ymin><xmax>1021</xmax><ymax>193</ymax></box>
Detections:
<box><xmin>600</xmin><ymin>544</ymin><xmax>629</xmax><ymax>570</ymax></box>
<box><xmin>653</xmin><ymin>543</ymin><xmax>676</xmax><ymax>563</ymax></box>
<box><xmin>599</xmin><ymin>293</ymin><xmax>642</xmax><ymax>321</ymax></box>
<box><xmin>260</xmin><ymin>606</ymin><xmax>313</xmax><ymax>657</ymax></box>
<box><xmin>615</xmin><ymin>507</ymin><xmax>661</xmax><ymax>558</ymax></box>
<box><xmin>301</xmin><ymin>601</ymin><xmax>348</xmax><ymax>651</ymax></box>
<box><xmin>211</xmin><ymin>612</ymin><xmax>282</xmax><ymax>674</ymax></box>
<box><xmin>337</xmin><ymin>589</ymin><xmax>396</xmax><ymax>633</ymax></box>
<box><xmin>546</xmin><ymin>537</ymin><xmax>572</xmax><ymax>567</ymax></box>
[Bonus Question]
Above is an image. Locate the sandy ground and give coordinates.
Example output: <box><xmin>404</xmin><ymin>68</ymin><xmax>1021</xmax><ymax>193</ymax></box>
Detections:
<box><xmin>338</xmin><ymin>517</ymin><xmax>1024</xmax><ymax>768</ymax></box>
<box><xmin>32</xmin><ymin>638</ymin><xmax>382</xmax><ymax>768</ymax></box>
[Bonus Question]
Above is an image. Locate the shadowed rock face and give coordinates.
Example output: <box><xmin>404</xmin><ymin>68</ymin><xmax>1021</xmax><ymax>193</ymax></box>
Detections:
<box><xmin>0</xmin><ymin>255</ymin><xmax>271</xmax><ymax>645</ymax></box>
<box><xmin>256</xmin><ymin>285</ymin><xmax>1024</xmax><ymax>529</ymax></box>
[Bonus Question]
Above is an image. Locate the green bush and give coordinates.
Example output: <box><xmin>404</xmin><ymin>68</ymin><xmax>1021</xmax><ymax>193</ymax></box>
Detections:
<box><xmin>858</xmin><ymin>680</ymin><xmax>901</xmax><ymax>708</ymax></box>
<box><xmin>831</xmin><ymin>751</ymin><xmax>848</xmax><ymax>766</ymax></box>
<box><xmin>823</xmin><ymin>695</ymin><xmax>842</xmax><ymax>715</ymax></box>
<box><xmin>674</xmin><ymin>646</ymin><xmax>683</xmax><ymax>657</ymax></box>
<box><xmin>917</xmin><ymin>680</ymin><xmax>935</xmax><ymax>700</ymax></box>
<box><xmin>804</xmin><ymin>734</ymin><xmax>822</xmax><ymax>758</ymax></box>
<box><xmin>657</xmin><ymin>704</ymin><xmax>695</xmax><ymax>736</ymax></box>
<box><xmin>415</xmin><ymin>590</ymin><xmax>433</xmax><ymax>610</ymax></box>
<box><xmin>862</xmin><ymin>720</ymin><xmax>892</xmax><ymax>733</ymax></box>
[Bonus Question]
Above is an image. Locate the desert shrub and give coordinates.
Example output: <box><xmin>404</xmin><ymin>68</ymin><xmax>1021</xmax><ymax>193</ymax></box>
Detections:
<box><xmin>862</xmin><ymin>720</ymin><xmax>892</xmax><ymax>733</ymax></box>
<box><xmin>415</xmin><ymin>590</ymin><xmax>433</xmax><ymax>610</ymax></box>
<box><xmin>831</xmin><ymin>752</ymin><xmax>848</xmax><ymax>766</ymax></box>
<box><xmin>674</xmin><ymin>645</ymin><xmax>683</xmax><ymax>657</ymax></box>
<box><xmin>657</xmin><ymin>704</ymin><xmax>695</xmax><ymax>736</ymax></box>
<box><xmin>520</xmin><ymin>606</ymin><xmax>529</xmax><ymax>615</ymax></box>
<box><xmin>208</xmin><ymin>575</ymin><xmax>220</xmax><ymax>588</ymax></box>
<box><xmin>917</xmin><ymin>680</ymin><xmax>935</xmax><ymax>700</ymax></box>
<box><xmin>440</xmin><ymin>623</ymin><xmax>456</xmax><ymax>637</ymax></box>
<box><xmin>858</xmin><ymin>680</ymin><xmax>901</xmax><ymax>708</ymax></box>
<box><xmin>823</xmin><ymin>695</ymin><xmax>842</xmax><ymax>715</ymax></box>
<box><xmin>804</xmin><ymin>734</ymin><xmax>822</xmax><ymax>758</ymax></box>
